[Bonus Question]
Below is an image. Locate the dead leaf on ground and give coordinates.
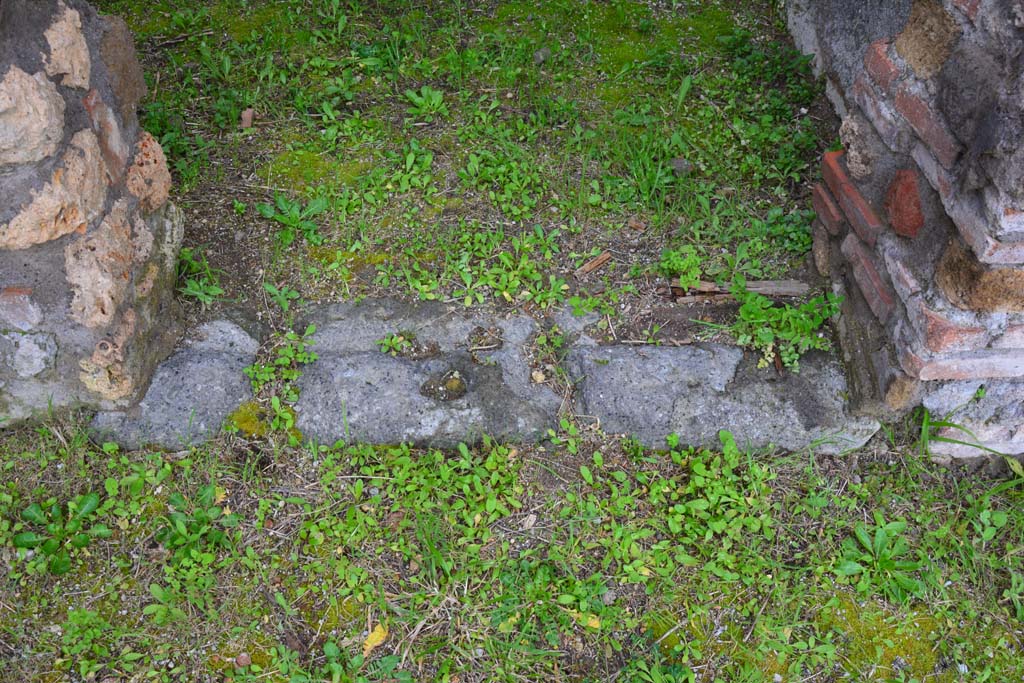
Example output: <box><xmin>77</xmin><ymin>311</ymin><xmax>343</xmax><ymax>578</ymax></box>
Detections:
<box><xmin>363</xmin><ymin>622</ymin><xmax>388</xmax><ymax>657</ymax></box>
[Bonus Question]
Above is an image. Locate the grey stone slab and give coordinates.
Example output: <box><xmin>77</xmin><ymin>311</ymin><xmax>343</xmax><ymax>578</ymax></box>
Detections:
<box><xmin>569</xmin><ymin>345</ymin><xmax>879</xmax><ymax>455</ymax></box>
<box><xmin>295</xmin><ymin>301</ymin><xmax>561</xmax><ymax>446</ymax></box>
<box><xmin>89</xmin><ymin>320</ymin><xmax>257</xmax><ymax>451</ymax></box>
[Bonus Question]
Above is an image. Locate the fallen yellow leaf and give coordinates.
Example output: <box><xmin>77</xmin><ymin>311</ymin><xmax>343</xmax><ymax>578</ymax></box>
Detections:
<box><xmin>362</xmin><ymin>623</ymin><xmax>388</xmax><ymax>657</ymax></box>
<box><xmin>567</xmin><ymin>609</ymin><xmax>601</xmax><ymax>630</ymax></box>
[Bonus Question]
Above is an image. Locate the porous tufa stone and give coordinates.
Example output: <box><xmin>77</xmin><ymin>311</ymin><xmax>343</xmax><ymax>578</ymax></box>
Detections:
<box><xmin>0</xmin><ymin>66</ymin><xmax>65</xmax><ymax>166</ymax></box>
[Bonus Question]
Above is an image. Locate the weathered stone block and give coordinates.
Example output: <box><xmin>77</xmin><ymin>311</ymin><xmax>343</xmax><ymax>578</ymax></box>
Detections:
<box><xmin>893</xmin><ymin>0</ymin><xmax>961</xmax><ymax>80</ymax></box>
<box><xmin>0</xmin><ymin>66</ymin><xmax>64</xmax><ymax>166</ymax></box>
<box><xmin>83</xmin><ymin>89</ymin><xmax>128</xmax><ymax>184</ymax></box>
<box><xmin>936</xmin><ymin>240</ymin><xmax>1024</xmax><ymax>313</ymax></box>
<box><xmin>0</xmin><ymin>287</ymin><xmax>42</xmax><ymax>332</ymax></box>
<box><xmin>100</xmin><ymin>15</ymin><xmax>146</xmax><ymax>124</ymax></box>
<box><xmin>90</xmin><ymin>320</ymin><xmax>258</xmax><ymax>451</ymax></box>
<box><xmin>295</xmin><ymin>301</ymin><xmax>561</xmax><ymax>447</ymax></box>
<box><xmin>0</xmin><ymin>129</ymin><xmax>108</xmax><ymax>250</ymax></box>
<box><xmin>126</xmin><ymin>132</ymin><xmax>171</xmax><ymax>212</ymax></box>
<box><xmin>43</xmin><ymin>1</ymin><xmax>90</xmax><ymax>89</ymax></box>
<box><xmin>567</xmin><ymin>345</ymin><xmax>879</xmax><ymax>454</ymax></box>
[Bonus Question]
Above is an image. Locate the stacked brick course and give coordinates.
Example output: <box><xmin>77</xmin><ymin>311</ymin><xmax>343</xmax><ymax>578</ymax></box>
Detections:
<box><xmin>793</xmin><ymin>0</ymin><xmax>1023</xmax><ymax>458</ymax></box>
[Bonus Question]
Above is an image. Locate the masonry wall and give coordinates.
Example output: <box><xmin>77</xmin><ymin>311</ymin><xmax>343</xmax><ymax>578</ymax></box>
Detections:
<box><xmin>0</xmin><ymin>0</ymin><xmax>182</xmax><ymax>425</ymax></box>
<box><xmin>789</xmin><ymin>0</ymin><xmax>1024</xmax><ymax>458</ymax></box>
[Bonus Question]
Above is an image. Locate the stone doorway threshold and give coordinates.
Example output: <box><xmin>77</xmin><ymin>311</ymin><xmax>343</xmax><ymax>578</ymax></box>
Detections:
<box><xmin>90</xmin><ymin>300</ymin><xmax>880</xmax><ymax>455</ymax></box>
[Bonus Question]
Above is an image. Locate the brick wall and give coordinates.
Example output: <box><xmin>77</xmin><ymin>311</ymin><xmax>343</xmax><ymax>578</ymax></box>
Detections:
<box><xmin>790</xmin><ymin>0</ymin><xmax>1024</xmax><ymax>459</ymax></box>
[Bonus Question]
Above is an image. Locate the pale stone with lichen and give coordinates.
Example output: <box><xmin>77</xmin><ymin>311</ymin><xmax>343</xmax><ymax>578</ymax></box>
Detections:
<box><xmin>65</xmin><ymin>199</ymin><xmax>134</xmax><ymax>329</ymax></box>
<box><xmin>0</xmin><ymin>129</ymin><xmax>108</xmax><ymax>250</ymax></box>
<box><xmin>43</xmin><ymin>1</ymin><xmax>91</xmax><ymax>89</ymax></box>
<box><xmin>126</xmin><ymin>132</ymin><xmax>172</xmax><ymax>212</ymax></box>
<box><xmin>0</xmin><ymin>66</ymin><xmax>65</xmax><ymax>166</ymax></box>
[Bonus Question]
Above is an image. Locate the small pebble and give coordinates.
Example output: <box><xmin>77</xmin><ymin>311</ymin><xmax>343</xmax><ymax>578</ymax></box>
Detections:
<box><xmin>235</xmin><ymin>652</ymin><xmax>252</xmax><ymax>668</ymax></box>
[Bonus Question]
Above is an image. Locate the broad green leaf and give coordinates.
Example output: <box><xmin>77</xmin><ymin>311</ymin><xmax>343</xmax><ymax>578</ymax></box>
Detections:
<box><xmin>48</xmin><ymin>552</ymin><xmax>72</xmax><ymax>575</ymax></box>
<box><xmin>13</xmin><ymin>531</ymin><xmax>47</xmax><ymax>548</ymax></box>
<box><xmin>991</xmin><ymin>510</ymin><xmax>1009</xmax><ymax>528</ymax></box>
<box><xmin>72</xmin><ymin>492</ymin><xmax>99</xmax><ymax>520</ymax></box>
<box><xmin>89</xmin><ymin>524</ymin><xmax>113</xmax><ymax>539</ymax></box>
<box><xmin>872</xmin><ymin>528</ymin><xmax>888</xmax><ymax>559</ymax></box>
<box><xmin>835</xmin><ymin>560</ymin><xmax>864</xmax><ymax>576</ymax></box>
<box><xmin>854</xmin><ymin>523</ymin><xmax>872</xmax><ymax>553</ymax></box>
<box><xmin>21</xmin><ymin>503</ymin><xmax>47</xmax><ymax>525</ymax></box>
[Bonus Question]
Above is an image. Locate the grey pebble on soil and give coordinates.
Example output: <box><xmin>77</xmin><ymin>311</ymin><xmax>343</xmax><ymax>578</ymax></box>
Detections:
<box><xmin>90</xmin><ymin>300</ymin><xmax>879</xmax><ymax>455</ymax></box>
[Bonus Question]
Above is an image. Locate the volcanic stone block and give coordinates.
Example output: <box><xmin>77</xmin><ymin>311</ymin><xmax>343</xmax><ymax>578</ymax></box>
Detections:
<box><xmin>90</xmin><ymin>320</ymin><xmax>258</xmax><ymax>451</ymax></box>
<box><xmin>567</xmin><ymin>345</ymin><xmax>879</xmax><ymax>454</ymax></box>
<box><xmin>294</xmin><ymin>301</ymin><xmax>561</xmax><ymax>447</ymax></box>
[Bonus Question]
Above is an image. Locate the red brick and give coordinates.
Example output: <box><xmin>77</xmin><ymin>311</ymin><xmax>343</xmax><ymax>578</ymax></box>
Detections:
<box><xmin>913</xmin><ymin>144</ymin><xmax>1024</xmax><ymax>266</ymax></box>
<box><xmin>838</xmin><ymin>180</ymin><xmax>884</xmax><ymax>247</ymax></box>
<box><xmin>895</xmin><ymin>86</ymin><xmax>962</xmax><ymax>169</ymax></box>
<box><xmin>881</xmin><ymin>249</ymin><xmax>922</xmax><ymax>303</ymax></box>
<box><xmin>953</xmin><ymin>0</ymin><xmax>980</xmax><ymax>21</ymax></box>
<box><xmin>907</xmin><ymin>298</ymin><xmax>990</xmax><ymax>353</ymax></box>
<box><xmin>823</xmin><ymin>150</ymin><xmax>884</xmax><ymax>245</ymax></box>
<box><xmin>864</xmin><ymin>40</ymin><xmax>901</xmax><ymax>94</ymax></box>
<box><xmin>841</xmin><ymin>233</ymin><xmax>896</xmax><ymax>323</ymax></box>
<box><xmin>993</xmin><ymin>324</ymin><xmax>1024</xmax><ymax>349</ymax></box>
<box><xmin>852</xmin><ymin>75</ymin><xmax>909</xmax><ymax>152</ymax></box>
<box><xmin>821</xmin><ymin>150</ymin><xmax>848</xmax><ymax>199</ymax></box>
<box><xmin>983</xmin><ymin>187</ymin><xmax>1024</xmax><ymax>240</ymax></box>
<box><xmin>812</xmin><ymin>183</ymin><xmax>845</xmax><ymax>236</ymax></box>
<box><xmin>885</xmin><ymin>169</ymin><xmax>925</xmax><ymax>238</ymax></box>
<box><xmin>899</xmin><ymin>345</ymin><xmax>1024</xmax><ymax>380</ymax></box>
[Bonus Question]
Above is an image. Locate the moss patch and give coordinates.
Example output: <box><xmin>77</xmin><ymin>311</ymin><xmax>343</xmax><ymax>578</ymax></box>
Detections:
<box><xmin>227</xmin><ymin>401</ymin><xmax>269</xmax><ymax>438</ymax></box>
<box><xmin>817</xmin><ymin>593</ymin><xmax>952</xmax><ymax>681</ymax></box>
<box><xmin>259</xmin><ymin>151</ymin><xmax>369</xmax><ymax>193</ymax></box>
